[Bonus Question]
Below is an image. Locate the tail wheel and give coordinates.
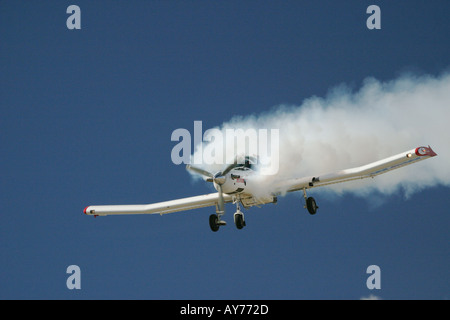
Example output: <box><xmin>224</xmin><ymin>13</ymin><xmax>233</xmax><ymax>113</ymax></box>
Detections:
<box><xmin>306</xmin><ymin>197</ymin><xmax>318</xmax><ymax>215</ymax></box>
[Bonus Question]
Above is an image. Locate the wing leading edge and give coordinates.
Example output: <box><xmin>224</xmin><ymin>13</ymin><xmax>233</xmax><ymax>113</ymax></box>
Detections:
<box><xmin>84</xmin><ymin>192</ymin><xmax>233</xmax><ymax>216</ymax></box>
<box><xmin>280</xmin><ymin>145</ymin><xmax>437</xmax><ymax>193</ymax></box>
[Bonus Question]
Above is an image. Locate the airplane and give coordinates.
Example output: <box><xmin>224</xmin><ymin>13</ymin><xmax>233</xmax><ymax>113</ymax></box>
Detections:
<box><xmin>83</xmin><ymin>145</ymin><xmax>437</xmax><ymax>232</ymax></box>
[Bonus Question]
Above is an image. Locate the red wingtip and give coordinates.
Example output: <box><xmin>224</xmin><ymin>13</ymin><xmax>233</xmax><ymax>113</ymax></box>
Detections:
<box><xmin>427</xmin><ymin>145</ymin><xmax>437</xmax><ymax>157</ymax></box>
<box><xmin>415</xmin><ymin>146</ymin><xmax>437</xmax><ymax>157</ymax></box>
<box><xmin>83</xmin><ymin>206</ymin><xmax>89</xmax><ymax>214</ymax></box>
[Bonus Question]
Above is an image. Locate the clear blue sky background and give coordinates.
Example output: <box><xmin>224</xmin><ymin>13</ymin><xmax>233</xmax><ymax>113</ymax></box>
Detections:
<box><xmin>0</xmin><ymin>1</ymin><xmax>448</xmax><ymax>299</ymax></box>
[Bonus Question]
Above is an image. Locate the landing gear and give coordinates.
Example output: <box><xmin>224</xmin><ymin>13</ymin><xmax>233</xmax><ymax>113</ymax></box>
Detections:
<box><xmin>233</xmin><ymin>201</ymin><xmax>246</xmax><ymax>230</ymax></box>
<box><xmin>209</xmin><ymin>214</ymin><xmax>219</xmax><ymax>232</ymax></box>
<box><xmin>209</xmin><ymin>214</ymin><xmax>226</xmax><ymax>232</ymax></box>
<box><xmin>303</xmin><ymin>188</ymin><xmax>318</xmax><ymax>215</ymax></box>
<box><xmin>234</xmin><ymin>213</ymin><xmax>245</xmax><ymax>229</ymax></box>
<box><xmin>233</xmin><ymin>202</ymin><xmax>246</xmax><ymax>230</ymax></box>
<box><xmin>306</xmin><ymin>197</ymin><xmax>318</xmax><ymax>215</ymax></box>
<box><xmin>209</xmin><ymin>198</ymin><xmax>246</xmax><ymax>232</ymax></box>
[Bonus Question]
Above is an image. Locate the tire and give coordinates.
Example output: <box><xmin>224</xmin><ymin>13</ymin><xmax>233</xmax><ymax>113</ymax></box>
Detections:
<box><xmin>235</xmin><ymin>214</ymin><xmax>245</xmax><ymax>230</ymax></box>
<box><xmin>209</xmin><ymin>214</ymin><xmax>220</xmax><ymax>232</ymax></box>
<box><xmin>306</xmin><ymin>197</ymin><xmax>318</xmax><ymax>215</ymax></box>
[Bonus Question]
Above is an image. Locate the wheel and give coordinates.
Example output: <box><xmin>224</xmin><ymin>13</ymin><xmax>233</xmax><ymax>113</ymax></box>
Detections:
<box><xmin>234</xmin><ymin>213</ymin><xmax>246</xmax><ymax>230</ymax></box>
<box><xmin>306</xmin><ymin>197</ymin><xmax>318</xmax><ymax>215</ymax></box>
<box><xmin>209</xmin><ymin>214</ymin><xmax>220</xmax><ymax>232</ymax></box>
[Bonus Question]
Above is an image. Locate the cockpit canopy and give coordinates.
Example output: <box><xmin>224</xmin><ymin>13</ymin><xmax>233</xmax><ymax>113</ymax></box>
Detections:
<box><xmin>235</xmin><ymin>156</ymin><xmax>259</xmax><ymax>170</ymax></box>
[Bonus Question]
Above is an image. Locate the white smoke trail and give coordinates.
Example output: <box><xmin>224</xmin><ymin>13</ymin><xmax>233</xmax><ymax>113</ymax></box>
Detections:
<box><xmin>191</xmin><ymin>72</ymin><xmax>450</xmax><ymax>198</ymax></box>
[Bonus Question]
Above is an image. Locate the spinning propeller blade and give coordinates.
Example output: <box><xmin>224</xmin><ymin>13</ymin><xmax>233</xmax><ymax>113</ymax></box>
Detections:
<box><xmin>221</xmin><ymin>161</ymin><xmax>239</xmax><ymax>176</ymax></box>
<box><xmin>186</xmin><ymin>161</ymin><xmax>240</xmax><ymax>216</ymax></box>
<box><xmin>186</xmin><ymin>165</ymin><xmax>214</xmax><ymax>178</ymax></box>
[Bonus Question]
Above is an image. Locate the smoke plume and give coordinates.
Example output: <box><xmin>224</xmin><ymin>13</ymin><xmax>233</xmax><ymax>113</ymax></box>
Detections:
<box><xmin>191</xmin><ymin>72</ymin><xmax>450</xmax><ymax>198</ymax></box>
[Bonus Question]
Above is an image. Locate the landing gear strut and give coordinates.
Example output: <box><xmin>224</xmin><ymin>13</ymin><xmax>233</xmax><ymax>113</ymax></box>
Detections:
<box><xmin>303</xmin><ymin>188</ymin><xmax>318</xmax><ymax>215</ymax></box>
<box><xmin>209</xmin><ymin>204</ymin><xmax>227</xmax><ymax>232</ymax></box>
<box><xmin>209</xmin><ymin>198</ymin><xmax>246</xmax><ymax>232</ymax></box>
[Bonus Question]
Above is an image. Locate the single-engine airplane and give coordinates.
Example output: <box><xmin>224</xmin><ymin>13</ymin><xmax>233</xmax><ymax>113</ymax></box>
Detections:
<box><xmin>84</xmin><ymin>146</ymin><xmax>437</xmax><ymax>232</ymax></box>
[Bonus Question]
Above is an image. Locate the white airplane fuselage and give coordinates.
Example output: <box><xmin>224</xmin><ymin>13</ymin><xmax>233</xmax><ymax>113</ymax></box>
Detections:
<box><xmin>213</xmin><ymin>167</ymin><xmax>254</xmax><ymax>195</ymax></box>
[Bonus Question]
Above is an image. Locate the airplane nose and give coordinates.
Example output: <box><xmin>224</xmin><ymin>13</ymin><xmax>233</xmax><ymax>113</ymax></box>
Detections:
<box><xmin>83</xmin><ymin>206</ymin><xmax>89</xmax><ymax>214</ymax></box>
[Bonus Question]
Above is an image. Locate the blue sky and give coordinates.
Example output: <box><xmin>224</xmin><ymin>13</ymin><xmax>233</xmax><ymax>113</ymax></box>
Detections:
<box><xmin>0</xmin><ymin>1</ymin><xmax>448</xmax><ymax>299</ymax></box>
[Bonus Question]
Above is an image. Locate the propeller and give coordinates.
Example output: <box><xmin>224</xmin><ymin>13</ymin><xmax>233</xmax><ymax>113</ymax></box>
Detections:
<box><xmin>185</xmin><ymin>165</ymin><xmax>214</xmax><ymax>180</ymax></box>
<box><xmin>186</xmin><ymin>160</ymin><xmax>239</xmax><ymax>215</ymax></box>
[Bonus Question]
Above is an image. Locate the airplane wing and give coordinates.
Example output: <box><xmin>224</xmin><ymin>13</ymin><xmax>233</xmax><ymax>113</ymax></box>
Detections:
<box><xmin>275</xmin><ymin>145</ymin><xmax>437</xmax><ymax>193</ymax></box>
<box><xmin>84</xmin><ymin>146</ymin><xmax>437</xmax><ymax>217</ymax></box>
<box><xmin>84</xmin><ymin>192</ymin><xmax>233</xmax><ymax>216</ymax></box>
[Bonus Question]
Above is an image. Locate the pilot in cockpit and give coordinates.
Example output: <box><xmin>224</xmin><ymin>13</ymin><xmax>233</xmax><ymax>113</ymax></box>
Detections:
<box><xmin>236</xmin><ymin>156</ymin><xmax>258</xmax><ymax>170</ymax></box>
